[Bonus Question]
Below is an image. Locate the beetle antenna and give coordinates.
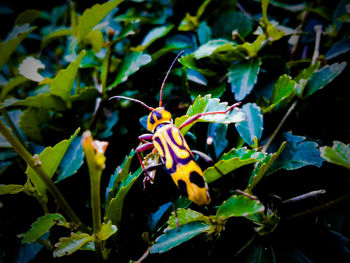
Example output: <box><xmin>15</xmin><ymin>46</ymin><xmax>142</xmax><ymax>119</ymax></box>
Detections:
<box><xmin>109</xmin><ymin>96</ymin><xmax>154</xmax><ymax>111</ymax></box>
<box><xmin>159</xmin><ymin>50</ymin><xmax>184</xmax><ymax>107</ymax></box>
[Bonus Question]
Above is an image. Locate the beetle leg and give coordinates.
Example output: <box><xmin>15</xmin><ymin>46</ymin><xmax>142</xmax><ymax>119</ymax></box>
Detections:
<box><xmin>142</xmin><ymin>163</ymin><xmax>164</xmax><ymax>188</ymax></box>
<box><xmin>143</xmin><ymin>163</ymin><xmax>164</xmax><ymax>173</ymax></box>
<box><xmin>138</xmin><ymin>133</ymin><xmax>154</xmax><ymax>143</ymax></box>
<box><xmin>191</xmin><ymin>150</ymin><xmax>214</xmax><ymax>165</ymax></box>
<box><xmin>179</xmin><ymin>102</ymin><xmax>241</xmax><ymax>131</ymax></box>
<box><xmin>136</xmin><ymin>142</ymin><xmax>155</xmax><ymax>187</ymax></box>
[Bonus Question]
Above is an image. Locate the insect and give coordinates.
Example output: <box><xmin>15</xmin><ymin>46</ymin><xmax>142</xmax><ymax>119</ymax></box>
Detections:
<box><xmin>110</xmin><ymin>51</ymin><xmax>240</xmax><ymax>206</ymax></box>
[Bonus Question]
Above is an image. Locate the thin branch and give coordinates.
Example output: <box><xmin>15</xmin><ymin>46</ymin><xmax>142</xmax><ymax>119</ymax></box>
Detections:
<box><xmin>290</xmin><ymin>11</ymin><xmax>308</xmax><ymax>59</ymax></box>
<box><xmin>0</xmin><ymin>118</ymin><xmax>86</xmax><ymax>231</ymax></box>
<box><xmin>135</xmin><ymin>246</ymin><xmax>151</xmax><ymax>263</ymax></box>
<box><xmin>284</xmin><ymin>192</ymin><xmax>350</xmax><ymax>221</ymax></box>
<box><xmin>262</xmin><ymin>101</ymin><xmax>298</xmax><ymax>153</ymax></box>
<box><xmin>311</xmin><ymin>25</ymin><xmax>322</xmax><ymax>65</ymax></box>
<box><xmin>281</xmin><ymin>189</ymin><xmax>326</xmax><ymax>204</ymax></box>
<box><xmin>234</xmin><ymin>235</ymin><xmax>256</xmax><ymax>257</ymax></box>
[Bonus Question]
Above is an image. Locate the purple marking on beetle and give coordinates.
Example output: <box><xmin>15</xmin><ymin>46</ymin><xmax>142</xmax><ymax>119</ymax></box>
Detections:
<box><xmin>166</xmin><ymin>126</ymin><xmax>185</xmax><ymax>148</ymax></box>
<box><xmin>150</xmin><ymin>110</ymin><xmax>163</xmax><ymax>125</ymax></box>
<box><xmin>165</xmin><ymin>142</ymin><xmax>193</xmax><ymax>173</ymax></box>
<box><xmin>177</xmin><ymin>179</ymin><xmax>188</xmax><ymax>197</ymax></box>
<box><xmin>189</xmin><ymin>171</ymin><xmax>205</xmax><ymax>188</ymax></box>
<box><xmin>154</xmin><ymin>133</ymin><xmax>193</xmax><ymax>174</ymax></box>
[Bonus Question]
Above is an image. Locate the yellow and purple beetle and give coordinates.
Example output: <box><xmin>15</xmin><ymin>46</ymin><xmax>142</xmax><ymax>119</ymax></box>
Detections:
<box><xmin>110</xmin><ymin>52</ymin><xmax>240</xmax><ymax>206</ymax></box>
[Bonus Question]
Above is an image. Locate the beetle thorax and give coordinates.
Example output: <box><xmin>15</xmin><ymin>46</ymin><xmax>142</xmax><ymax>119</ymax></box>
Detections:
<box><xmin>147</xmin><ymin>107</ymin><xmax>172</xmax><ymax>132</ymax></box>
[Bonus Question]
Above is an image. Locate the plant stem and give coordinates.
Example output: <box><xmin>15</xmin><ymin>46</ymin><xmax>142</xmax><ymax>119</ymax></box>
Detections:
<box><xmin>135</xmin><ymin>246</ymin><xmax>151</xmax><ymax>263</ymax></box>
<box><xmin>281</xmin><ymin>189</ymin><xmax>326</xmax><ymax>204</ymax></box>
<box><xmin>0</xmin><ymin>108</ymin><xmax>27</xmax><ymax>148</ymax></box>
<box><xmin>284</xmin><ymin>192</ymin><xmax>350</xmax><ymax>221</ymax></box>
<box><xmin>0</xmin><ymin>118</ymin><xmax>86</xmax><ymax>231</ymax></box>
<box><xmin>311</xmin><ymin>25</ymin><xmax>322</xmax><ymax>65</ymax></box>
<box><xmin>90</xmin><ymin>174</ymin><xmax>102</xmax><ymax>233</ymax></box>
<box><xmin>262</xmin><ymin>101</ymin><xmax>297</xmax><ymax>153</ymax></box>
<box><xmin>234</xmin><ymin>234</ymin><xmax>256</xmax><ymax>257</ymax></box>
<box><xmin>290</xmin><ymin>11</ymin><xmax>308</xmax><ymax>60</ymax></box>
<box><xmin>101</xmin><ymin>44</ymin><xmax>112</xmax><ymax>97</ymax></box>
<box><xmin>76</xmin><ymin>71</ymin><xmax>81</xmax><ymax>94</ymax></box>
<box><xmin>90</xmin><ymin>168</ymin><xmax>103</xmax><ymax>261</ymax></box>
<box><xmin>82</xmin><ymin>131</ymin><xmax>104</xmax><ymax>261</ymax></box>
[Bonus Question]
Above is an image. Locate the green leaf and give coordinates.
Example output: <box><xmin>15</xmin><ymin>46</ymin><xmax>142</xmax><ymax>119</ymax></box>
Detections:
<box><xmin>235</xmin><ymin>103</ymin><xmax>263</xmax><ymax>147</ymax></box>
<box><xmin>174</xmin><ymin>94</ymin><xmax>246</xmax><ymax>135</ymax></box>
<box><xmin>266</xmin><ymin>22</ymin><xmax>285</xmax><ymax>41</ymax></box>
<box><xmin>41</xmin><ymin>27</ymin><xmax>72</xmax><ymax>50</ymax></box>
<box><xmin>109</xmin><ymin>52</ymin><xmax>152</xmax><ymax>89</ymax></box>
<box><xmin>216</xmin><ymin>195</ymin><xmax>265</xmax><ymax>220</ymax></box>
<box><xmin>262</xmin><ymin>74</ymin><xmax>297</xmax><ymax>113</ymax></box>
<box><xmin>25</xmin><ymin>129</ymin><xmax>80</xmax><ymax>203</ymax></box>
<box><xmin>148</xmin><ymin>202</ymin><xmax>172</xmax><ymax>232</ymax></box>
<box><xmin>189</xmin><ymin>83</ymin><xmax>226</xmax><ymax>101</ymax></box>
<box><xmin>53</xmin><ymin>232</ymin><xmax>92</xmax><ymax>257</ymax></box>
<box><xmin>96</xmin><ymin>221</ymin><xmax>117</xmax><ymax>241</ymax></box>
<box><xmin>303</xmin><ymin>62</ymin><xmax>347</xmax><ymax>98</ymax></box>
<box><xmin>197</xmin><ymin>22</ymin><xmax>211</xmax><ymax>45</ymax></box>
<box><xmin>334</xmin><ymin>0</ymin><xmax>350</xmax><ymax>29</ymax></box>
<box><xmin>105</xmin><ymin>167</ymin><xmax>143</xmax><ymax>227</ymax></box>
<box><xmin>56</xmin><ymin>135</ymin><xmax>85</xmax><ymax>183</ymax></box>
<box><xmin>187</xmin><ymin>68</ymin><xmax>207</xmax><ymax>86</ymax></box>
<box><xmin>268</xmin><ymin>0</ymin><xmax>306</xmax><ymax>12</ymax></box>
<box><xmin>294</xmin><ymin>63</ymin><xmax>320</xmax><ymax>96</ymax></box>
<box><xmin>0</xmin><ymin>25</ymin><xmax>36</xmax><ymax>70</ymax></box>
<box><xmin>13</xmin><ymin>243</ymin><xmax>43</xmax><ymax>263</ymax></box>
<box><xmin>49</xmin><ymin>50</ymin><xmax>86</xmax><ymax>108</ymax></box>
<box><xmin>193</xmin><ymin>39</ymin><xmax>235</xmax><ymax>59</ymax></box>
<box><xmin>228</xmin><ymin>58</ymin><xmax>261</xmax><ymax>101</ymax></box>
<box><xmin>240</xmin><ymin>34</ymin><xmax>267</xmax><ymax>57</ymax></box>
<box><xmin>134</xmin><ymin>24</ymin><xmax>174</xmax><ymax>51</ymax></box>
<box><xmin>320</xmin><ymin>141</ymin><xmax>350</xmax><ymax>170</ymax></box>
<box><xmin>338</xmin><ymin>13</ymin><xmax>350</xmax><ymax>22</ymax></box>
<box><xmin>19</xmin><ymin>108</ymin><xmax>51</xmax><ymax>143</ymax></box>
<box><xmin>178</xmin><ymin>53</ymin><xmax>216</xmax><ymax>76</ymax></box>
<box><xmin>325</xmin><ymin>39</ymin><xmax>350</xmax><ymax>60</ymax></box>
<box><xmin>247</xmin><ymin>142</ymin><xmax>286</xmax><ymax>192</ymax></box>
<box><xmin>0</xmin><ymin>76</ymin><xmax>28</xmax><ymax>100</ymax></box>
<box><xmin>96</xmin><ymin>110</ymin><xmax>119</xmax><ymax>139</ymax></box>
<box><xmin>150</xmin><ymin>221</ymin><xmax>211</xmax><ymax>254</ymax></box>
<box><xmin>268</xmin><ymin>132</ymin><xmax>323</xmax><ymax>174</ymax></box>
<box><xmin>152</xmin><ymin>34</ymin><xmax>193</xmax><ymax>60</ymax></box>
<box><xmin>178</xmin><ymin>13</ymin><xmax>199</xmax><ymax>31</ymax></box>
<box><xmin>2</xmin><ymin>93</ymin><xmax>66</xmax><ymax>111</ymax></box>
<box><xmin>204</xmin><ymin>148</ymin><xmax>265</xmax><ymax>184</ymax></box>
<box><xmin>20</xmin><ymin>213</ymin><xmax>67</xmax><ymax>243</ymax></box>
<box><xmin>15</xmin><ymin>9</ymin><xmax>40</xmax><ymax>25</ymax></box>
<box><xmin>212</xmin><ymin>11</ymin><xmax>253</xmax><ymax>40</ymax></box>
<box><xmin>84</xmin><ymin>30</ymin><xmax>104</xmax><ymax>53</ymax></box>
<box><xmin>207</xmin><ymin>123</ymin><xmax>228</xmax><ymax>158</ymax></box>
<box><xmin>0</xmin><ymin>184</ymin><xmax>23</xmax><ymax>195</ymax></box>
<box><xmin>167</xmin><ymin>208</ymin><xmax>209</xmax><ymax>229</ymax></box>
<box><xmin>76</xmin><ymin>0</ymin><xmax>124</xmax><ymax>43</ymax></box>
<box><xmin>270</xmin><ymin>74</ymin><xmax>296</xmax><ymax>105</ymax></box>
<box><xmin>105</xmin><ymin>150</ymin><xmax>135</xmax><ymax>205</ymax></box>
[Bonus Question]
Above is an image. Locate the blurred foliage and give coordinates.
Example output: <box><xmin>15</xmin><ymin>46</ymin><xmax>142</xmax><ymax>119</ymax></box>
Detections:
<box><xmin>0</xmin><ymin>0</ymin><xmax>350</xmax><ymax>262</ymax></box>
